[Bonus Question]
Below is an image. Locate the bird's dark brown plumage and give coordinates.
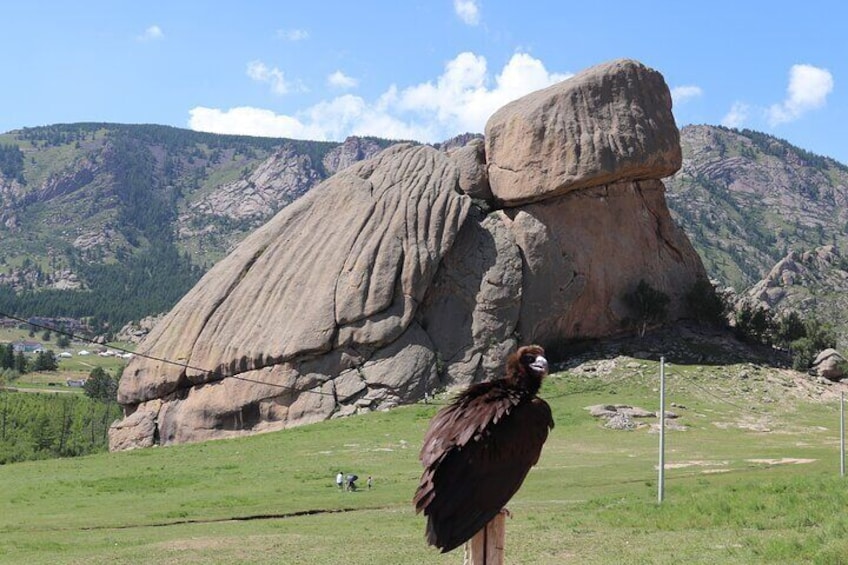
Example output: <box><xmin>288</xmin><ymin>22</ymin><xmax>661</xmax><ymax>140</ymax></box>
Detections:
<box><xmin>413</xmin><ymin>345</ymin><xmax>554</xmax><ymax>553</ymax></box>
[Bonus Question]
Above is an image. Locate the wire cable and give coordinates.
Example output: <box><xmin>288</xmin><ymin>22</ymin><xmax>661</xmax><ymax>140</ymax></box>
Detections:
<box><xmin>0</xmin><ymin>311</ymin><xmax>338</xmax><ymax>397</ymax></box>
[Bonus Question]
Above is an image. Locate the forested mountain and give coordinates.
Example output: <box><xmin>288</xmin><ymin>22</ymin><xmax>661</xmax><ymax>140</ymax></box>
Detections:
<box><xmin>666</xmin><ymin>125</ymin><xmax>848</xmax><ymax>291</ymax></box>
<box><xmin>664</xmin><ymin>126</ymin><xmax>848</xmax><ymax>346</ymax></box>
<box><xmin>1</xmin><ymin>122</ymin><xmax>847</xmax><ymax>342</ymax></box>
<box><xmin>0</xmin><ymin>123</ymin><xmax>395</xmax><ymax>332</ymax></box>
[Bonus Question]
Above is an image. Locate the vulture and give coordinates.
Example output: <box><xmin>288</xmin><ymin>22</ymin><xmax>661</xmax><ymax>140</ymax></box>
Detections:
<box><xmin>413</xmin><ymin>344</ymin><xmax>554</xmax><ymax>553</ymax></box>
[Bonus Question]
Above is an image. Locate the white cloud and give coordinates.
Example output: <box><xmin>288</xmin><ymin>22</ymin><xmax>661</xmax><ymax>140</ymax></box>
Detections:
<box><xmin>188</xmin><ymin>106</ymin><xmax>325</xmax><ymax>140</ymax></box>
<box><xmin>721</xmin><ymin>102</ymin><xmax>750</xmax><ymax>128</ymax></box>
<box><xmin>327</xmin><ymin>70</ymin><xmax>358</xmax><ymax>90</ymax></box>
<box><xmin>137</xmin><ymin>25</ymin><xmax>163</xmax><ymax>42</ymax></box>
<box><xmin>393</xmin><ymin>52</ymin><xmax>571</xmax><ymax>134</ymax></box>
<box><xmin>767</xmin><ymin>64</ymin><xmax>833</xmax><ymax>126</ymax></box>
<box><xmin>454</xmin><ymin>0</ymin><xmax>481</xmax><ymax>26</ymax></box>
<box><xmin>190</xmin><ymin>51</ymin><xmax>570</xmax><ymax>143</ymax></box>
<box><xmin>247</xmin><ymin>60</ymin><xmax>304</xmax><ymax>95</ymax></box>
<box><xmin>277</xmin><ymin>28</ymin><xmax>309</xmax><ymax>41</ymax></box>
<box><xmin>670</xmin><ymin>85</ymin><xmax>703</xmax><ymax>105</ymax></box>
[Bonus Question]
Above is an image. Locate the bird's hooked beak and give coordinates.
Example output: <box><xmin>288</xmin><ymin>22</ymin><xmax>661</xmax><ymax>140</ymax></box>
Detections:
<box><xmin>530</xmin><ymin>355</ymin><xmax>549</xmax><ymax>376</ymax></box>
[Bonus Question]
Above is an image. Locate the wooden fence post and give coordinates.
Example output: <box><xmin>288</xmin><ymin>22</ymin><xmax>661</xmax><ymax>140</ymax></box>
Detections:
<box><xmin>463</xmin><ymin>510</ymin><xmax>506</xmax><ymax>564</ymax></box>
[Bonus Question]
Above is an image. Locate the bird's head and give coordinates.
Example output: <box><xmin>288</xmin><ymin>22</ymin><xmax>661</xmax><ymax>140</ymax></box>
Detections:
<box><xmin>506</xmin><ymin>345</ymin><xmax>549</xmax><ymax>392</ymax></box>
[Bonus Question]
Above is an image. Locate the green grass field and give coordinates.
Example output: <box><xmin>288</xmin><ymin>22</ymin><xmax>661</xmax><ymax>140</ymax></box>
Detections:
<box><xmin>1</xmin><ymin>357</ymin><xmax>847</xmax><ymax>564</ymax></box>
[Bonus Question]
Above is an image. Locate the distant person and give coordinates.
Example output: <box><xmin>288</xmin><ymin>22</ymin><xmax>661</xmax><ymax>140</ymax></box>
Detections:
<box><xmin>346</xmin><ymin>474</ymin><xmax>358</xmax><ymax>491</ymax></box>
<box><xmin>336</xmin><ymin>471</ymin><xmax>344</xmax><ymax>490</ymax></box>
<box><xmin>367</xmin><ymin>475</ymin><xmax>373</xmax><ymax>490</ymax></box>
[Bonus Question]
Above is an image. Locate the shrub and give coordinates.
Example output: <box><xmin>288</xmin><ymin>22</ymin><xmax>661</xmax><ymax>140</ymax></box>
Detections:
<box><xmin>0</xmin><ymin>368</ymin><xmax>19</xmax><ymax>386</ymax></box>
<box><xmin>803</xmin><ymin>318</ymin><xmax>836</xmax><ymax>352</ymax></box>
<box><xmin>790</xmin><ymin>338</ymin><xmax>816</xmax><ymax>371</ymax></box>
<box><xmin>781</xmin><ymin>317</ymin><xmax>836</xmax><ymax>371</ymax></box>
<box><xmin>686</xmin><ymin>278</ymin><xmax>729</xmax><ymax>327</ymax></box>
<box><xmin>32</xmin><ymin>350</ymin><xmax>58</xmax><ymax>371</ymax></box>
<box><xmin>733</xmin><ymin>303</ymin><xmax>775</xmax><ymax>345</ymax></box>
<box><xmin>774</xmin><ymin>311</ymin><xmax>806</xmax><ymax>346</ymax></box>
<box><xmin>623</xmin><ymin>280</ymin><xmax>670</xmax><ymax>337</ymax></box>
<box><xmin>83</xmin><ymin>367</ymin><xmax>118</xmax><ymax>402</ymax></box>
<box><xmin>836</xmin><ymin>359</ymin><xmax>848</xmax><ymax>378</ymax></box>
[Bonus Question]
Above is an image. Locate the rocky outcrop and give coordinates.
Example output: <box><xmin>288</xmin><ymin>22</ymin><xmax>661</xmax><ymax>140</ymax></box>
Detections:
<box><xmin>115</xmin><ymin>143</ymin><xmax>470</xmax><ymax>445</ymax></box>
<box><xmin>180</xmin><ymin>144</ymin><xmax>322</xmax><ymax>227</ymax></box>
<box><xmin>322</xmin><ymin>136</ymin><xmax>389</xmax><ymax>175</ymax></box>
<box><xmin>445</xmin><ymin>138</ymin><xmax>492</xmax><ymax>202</ymax></box>
<box><xmin>418</xmin><ymin>209</ymin><xmax>524</xmax><ymax>385</ymax></box>
<box><xmin>585</xmin><ymin>404</ymin><xmax>679</xmax><ymax>431</ymax></box>
<box><xmin>503</xmin><ymin>179</ymin><xmax>705</xmax><ymax>345</ymax></box>
<box><xmin>116</xmin><ymin>314</ymin><xmax>165</xmax><ymax>344</ymax></box>
<box><xmin>740</xmin><ymin>245</ymin><xmax>848</xmax><ymax>347</ymax></box>
<box><xmin>110</xmin><ymin>58</ymin><xmax>708</xmax><ymax>450</ymax></box>
<box><xmin>666</xmin><ymin>125</ymin><xmax>848</xmax><ymax>294</ymax></box>
<box><xmin>107</xmin><ymin>408</ymin><xmax>158</xmax><ymax>451</ymax></box>
<box><xmin>485</xmin><ymin>59</ymin><xmax>681</xmax><ymax>206</ymax></box>
<box><xmin>176</xmin><ymin>138</ymin><xmax>390</xmax><ymax>242</ymax></box>
<box><xmin>811</xmin><ymin>348</ymin><xmax>845</xmax><ymax>381</ymax></box>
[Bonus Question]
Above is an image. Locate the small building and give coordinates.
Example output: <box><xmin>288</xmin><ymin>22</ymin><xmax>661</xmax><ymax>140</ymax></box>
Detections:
<box><xmin>58</xmin><ymin>351</ymin><xmax>73</xmax><ymax>358</ymax></box>
<box><xmin>77</xmin><ymin>350</ymin><xmax>90</xmax><ymax>356</ymax></box>
<box><xmin>12</xmin><ymin>341</ymin><xmax>43</xmax><ymax>354</ymax></box>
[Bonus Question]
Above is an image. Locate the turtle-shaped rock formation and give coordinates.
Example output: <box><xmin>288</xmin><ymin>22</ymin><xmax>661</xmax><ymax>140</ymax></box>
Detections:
<box><xmin>110</xmin><ymin>59</ymin><xmax>707</xmax><ymax>450</ymax></box>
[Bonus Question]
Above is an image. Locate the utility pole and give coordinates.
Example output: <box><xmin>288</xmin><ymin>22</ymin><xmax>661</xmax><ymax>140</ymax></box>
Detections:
<box><xmin>1</xmin><ymin>391</ymin><xmax>6</xmax><ymax>441</ymax></box>
<box><xmin>658</xmin><ymin>356</ymin><xmax>666</xmax><ymax>504</ymax></box>
<box><xmin>841</xmin><ymin>391</ymin><xmax>845</xmax><ymax>478</ymax></box>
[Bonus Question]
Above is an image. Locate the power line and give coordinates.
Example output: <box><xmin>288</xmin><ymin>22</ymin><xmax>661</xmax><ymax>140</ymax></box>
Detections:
<box><xmin>7</xmin><ymin>311</ymin><xmax>838</xmax><ymax>414</ymax></box>
<box><xmin>0</xmin><ymin>311</ymin><xmax>338</xmax><ymax>397</ymax></box>
<box><xmin>5</xmin><ymin>316</ymin><xmax>843</xmax><ymax>488</ymax></box>
<box><xmin>2</xmin><ymin>311</ymin><xmax>635</xmax><ymax>406</ymax></box>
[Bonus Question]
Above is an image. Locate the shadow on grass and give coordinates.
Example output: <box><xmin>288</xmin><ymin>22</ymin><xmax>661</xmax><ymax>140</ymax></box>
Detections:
<box><xmin>544</xmin><ymin>321</ymin><xmax>792</xmax><ymax>370</ymax></box>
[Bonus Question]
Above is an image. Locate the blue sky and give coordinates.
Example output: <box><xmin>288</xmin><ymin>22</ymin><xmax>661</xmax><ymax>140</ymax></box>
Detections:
<box><xmin>3</xmin><ymin>1</ymin><xmax>846</xmax><ymax>163</ymax></box>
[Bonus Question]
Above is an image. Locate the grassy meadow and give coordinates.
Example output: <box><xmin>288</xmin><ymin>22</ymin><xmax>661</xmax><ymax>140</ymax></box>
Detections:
<box><xmin>1</xmin><ymin>355</ymin><xmax>848</xmax><ymax>564</ymax></box>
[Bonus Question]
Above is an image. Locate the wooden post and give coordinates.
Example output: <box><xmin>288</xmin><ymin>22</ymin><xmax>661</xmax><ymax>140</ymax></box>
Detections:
<box><xmin>463</xmin><ymin>510</ymin><xmax>506</xmax><ymax>565</ymax></box>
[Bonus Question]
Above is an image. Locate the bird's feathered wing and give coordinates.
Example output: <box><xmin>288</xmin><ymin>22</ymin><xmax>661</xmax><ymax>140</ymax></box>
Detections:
<box><xmin>413</xmin><ymin>381</ymin><xmax>554</xmax><ymax>553</ymax></box>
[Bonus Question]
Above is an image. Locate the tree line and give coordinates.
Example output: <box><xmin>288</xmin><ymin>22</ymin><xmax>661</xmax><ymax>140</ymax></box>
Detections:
<box><xmin>0</xmin><ymin>143</ymin><xmax>25</xmax><ymax>184</ymax></box>
<box><xmin>0</xmin><ymin>244</ymin><xmax>203</xmax><ymax>333</ymax></box>
<box><xmin>0</xmin><ymin>357</ymin><xmax>122</xmax><ymax>464</ymax></box>
<box><xmin>624</xmin><ymin>278</ymin><xmax>838</xmax><ymax>371</ymax></box>
<box><xmin>0</xmin><ymin>391</ymin><xmax>121</xmax><ymax>464</ymax></box>
<box><xmin>0</xmin><ymin>343</ymin><xmax>58</xmax><ymax>377</ymax></box>
<box><xmin>733</xmin><ymin>304</ymin><xmax>838</xmax><ymax>370</ymax></box>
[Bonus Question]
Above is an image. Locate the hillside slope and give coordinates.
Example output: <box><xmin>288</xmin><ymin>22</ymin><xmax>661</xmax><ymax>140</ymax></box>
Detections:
<box><xmin>666</xmin><ymin>125</ymin><xmax>848</xmax><ymax>291</ymax></box>
<box><xmin>665</xmin><ymin>125</ymin><xmax>848</xmax><ymax>346</ymax></box>
<box><xmin>0</xmin><ymin>124</ymin><xmax>394</xmax><ymax>327</ymax></box>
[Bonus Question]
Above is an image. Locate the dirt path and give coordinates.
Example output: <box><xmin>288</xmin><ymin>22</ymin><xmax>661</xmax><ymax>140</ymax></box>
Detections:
<box><xmin>2</xmin><ymin>385</ymin><xmax>79</xmax><ymax>394</ymax></box>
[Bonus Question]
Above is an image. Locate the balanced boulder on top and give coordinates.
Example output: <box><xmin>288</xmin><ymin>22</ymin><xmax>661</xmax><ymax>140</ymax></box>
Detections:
<box><xmin>485</xmin><ymin>58</ymin><xmax>682</xmax><ymax>206</ymax></box>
